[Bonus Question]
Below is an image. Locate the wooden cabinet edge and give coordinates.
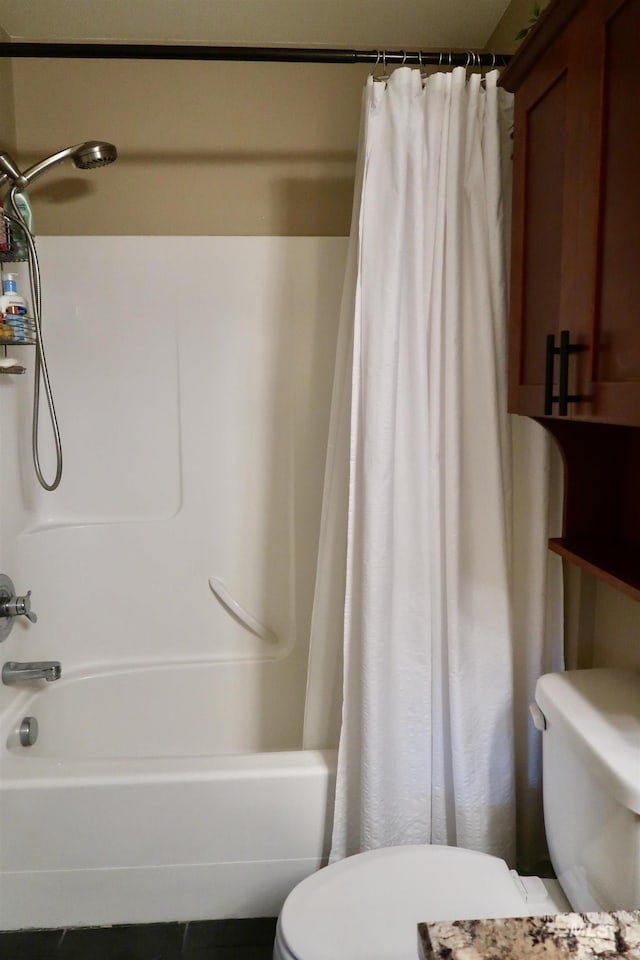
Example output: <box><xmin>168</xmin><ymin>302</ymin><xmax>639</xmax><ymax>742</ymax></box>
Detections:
<box><xmin>498</xmin><ymin>0</ymin><xmax>585</xmax><ymax>91</ymax></box>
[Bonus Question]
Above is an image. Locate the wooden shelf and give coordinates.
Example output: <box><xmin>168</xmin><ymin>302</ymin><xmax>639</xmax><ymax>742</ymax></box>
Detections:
<box><xmin>549</xmin><ymin>536</ymin><xmax>640</xmax><ymax>601</ymax></box>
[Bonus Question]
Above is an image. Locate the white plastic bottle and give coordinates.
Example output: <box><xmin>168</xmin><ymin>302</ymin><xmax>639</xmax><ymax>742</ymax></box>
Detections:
<box><xmin>0</xmin><ymin>272</ymin><xmax>27</xmax><ymax>315</ymax></box>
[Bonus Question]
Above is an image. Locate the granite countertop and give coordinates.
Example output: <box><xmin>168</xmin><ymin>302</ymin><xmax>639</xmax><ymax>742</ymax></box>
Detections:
<box><xmin>418</xmin><ymin>912</ymin><xmax>640</xmax><ymax>960</ymax></box>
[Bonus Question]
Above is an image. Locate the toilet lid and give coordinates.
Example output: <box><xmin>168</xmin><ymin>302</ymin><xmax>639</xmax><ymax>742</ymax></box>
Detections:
<box><xmin>279</xmin><ymin>845</ymin><xmax>544</xmax><ymax>960</ymax></box>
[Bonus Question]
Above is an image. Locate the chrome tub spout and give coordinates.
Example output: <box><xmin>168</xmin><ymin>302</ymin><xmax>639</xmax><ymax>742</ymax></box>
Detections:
<box><xmin>2</xmin><ymin>661</ymin><xmax>61</xmax><ymax>685</ymax></box>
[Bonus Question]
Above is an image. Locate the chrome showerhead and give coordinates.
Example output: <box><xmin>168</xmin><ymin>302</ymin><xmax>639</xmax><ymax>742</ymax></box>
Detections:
<box><xmin>0</xmin><ymin>140</ymin><xmax>118</xmax><ymax>190</ymax></box>
<box><xmin>70</xmin><ymin>140</ymin><xmax>118</xmax><ymax>170</ymax></box>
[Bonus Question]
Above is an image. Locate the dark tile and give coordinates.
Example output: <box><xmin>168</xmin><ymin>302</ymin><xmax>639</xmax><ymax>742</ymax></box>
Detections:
<box><xmin>184</xmin><ymin>920</ymin><xmax>277</xmax><ymax>951</ymax></box>
<box><xmin>184</xmin><ymin>948</ymin><xmax>274</xmax><ymax>960</ymax></box>
<box><xmin>57</xmin><ymin>923</ymin><xmax>185</xmax><ymax>960</ymax></box>
<box><xmin>0</xmin><ymin>929</ymin><xmax>65</xmax><ymax>958</ymax></box>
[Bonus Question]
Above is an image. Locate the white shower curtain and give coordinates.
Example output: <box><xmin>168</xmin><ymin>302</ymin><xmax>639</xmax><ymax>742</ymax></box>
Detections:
<box><xmin>304</xmin><ymin>67</ymin><xmax>563</xmax><ymax>869</ymax></box>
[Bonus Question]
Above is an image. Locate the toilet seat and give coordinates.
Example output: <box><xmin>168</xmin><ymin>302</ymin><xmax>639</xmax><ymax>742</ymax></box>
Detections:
<box><xmin>275</xmin><ymin>844</ymin><xmax>568</xmax><ymax>960</ymax></box>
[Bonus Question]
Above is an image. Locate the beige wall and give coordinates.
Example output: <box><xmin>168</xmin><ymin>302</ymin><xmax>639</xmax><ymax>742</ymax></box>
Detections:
<box><xmin>0</xmin><ymin>29</ymin><xmax>16</xmax><ymax>152</ymax></box>
<box><xmin>7</xmin><ymin>2</ymin><xmax>547</xmax><ymax>238</ymax></box>
<box><xmin>565</xmin><ymin>568</ymin><xmax>640</xmax><ymax>672</ymax></box>
<box><xmin>591</xmin><ymin>583</ymin><xmax>640</xmax><ymax>670</ymax></box>
<box><xmin>8</xmin><ymin>2</ymin><xmax>549</xmax><ymax>240</ymax></box>
<box><xmin>487</xmin><ymin>0</ymin><xmax>551</xmax><ymax>53</ymax></box>
<box><xmin>12</xmin><ymin>58</ymin><xmax>369</xmax><ymax>236</ymax></box>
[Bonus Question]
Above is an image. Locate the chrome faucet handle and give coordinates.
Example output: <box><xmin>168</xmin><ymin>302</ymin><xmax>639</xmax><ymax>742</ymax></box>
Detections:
<box><xmin>0</xmin><ymin>575</ymin><xmax>38</xmax><ymax>640</ymax></box>
<box><xmin>2</xmin><ymin>590</ymin><xmax>38</xmax><ymax>623</ymax></box>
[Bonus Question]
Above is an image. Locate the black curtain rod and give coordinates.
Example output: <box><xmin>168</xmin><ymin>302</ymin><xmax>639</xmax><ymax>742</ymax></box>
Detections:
<box><xmin>0</xmin><ymin>42</ymin><xmax>510</xmax><ymax>66</ymax></box>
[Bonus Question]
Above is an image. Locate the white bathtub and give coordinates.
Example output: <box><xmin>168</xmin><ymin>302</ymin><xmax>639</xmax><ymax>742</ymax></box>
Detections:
<box><xmin>0</xmin><ymin>663</ymin><xmax>336</xmax><ymax>931</ymax></box>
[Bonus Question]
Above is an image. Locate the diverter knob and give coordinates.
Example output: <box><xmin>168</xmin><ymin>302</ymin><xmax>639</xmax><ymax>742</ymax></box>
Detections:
<box><xmin>0</xmin><ymin>574</ymin><xmax>38</xmax><ymax>641</ymax></box>
<box><xmin>2</xmin><ymin>590</ymin><xmax>37</xmax><ymax>623</ymax></box>
<box><xmin>19</xmin><ymin>716</ymin><xmax>38</xmax><ymax>747</ymax></box>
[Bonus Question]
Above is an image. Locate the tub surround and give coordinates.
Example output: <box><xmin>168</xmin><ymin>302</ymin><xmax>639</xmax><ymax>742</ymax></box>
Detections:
<box><xmin>418</xmin><ymin>911</ymin><xmax>640</xmax><ymax>960</ymax></box>
<box><xmin>0</xmin><ymin>235</ymin><xmax>345</xmax><ymax>931</ymax></box>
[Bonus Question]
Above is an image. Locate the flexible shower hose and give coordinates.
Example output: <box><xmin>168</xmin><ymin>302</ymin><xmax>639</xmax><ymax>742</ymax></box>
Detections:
<box><xmin>6</xmin><ymin>187</ymin><xmax>63</xmax><ymax>490</ymax></box>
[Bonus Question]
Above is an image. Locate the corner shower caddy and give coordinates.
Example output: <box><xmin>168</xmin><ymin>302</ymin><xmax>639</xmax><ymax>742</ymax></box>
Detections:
<box><xmin>0</xmin><ymin>215</ymin><xmax>37</xmax><ymax>369</ymax></box>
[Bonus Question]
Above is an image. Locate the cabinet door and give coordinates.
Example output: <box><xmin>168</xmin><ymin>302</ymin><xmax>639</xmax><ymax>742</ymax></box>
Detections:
<box><xmin>508</xmin><ymin>32</ymin><xmax>570</xmax><ymax>416</ymax></box>
<box><xmin>580</xmin><ymin>0</ymin><xmax>640</xmax><ymax>425</ymax></box>
<box><xmin>510</xmin><ymin>0</ymin><xmax>640</xmax><ymax>425</ymax></box>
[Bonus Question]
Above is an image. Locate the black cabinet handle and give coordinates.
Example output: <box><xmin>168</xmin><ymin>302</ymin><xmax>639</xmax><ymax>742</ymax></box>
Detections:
<box><xmin>544</xmin><ymin>330</ymin><xmax>584</xmax><ymax>416</ymax></box>
<box><xmin>544</xmin><ymin>334</ymin><xmax>556</xmax><ymax>415</ymax></box>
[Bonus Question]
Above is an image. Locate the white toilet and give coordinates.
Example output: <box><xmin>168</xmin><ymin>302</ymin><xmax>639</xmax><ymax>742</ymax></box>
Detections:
<box><xmin>274</xmin><ymin>668</ymin><xmax>640</xmax><ymax>960</ymax></box>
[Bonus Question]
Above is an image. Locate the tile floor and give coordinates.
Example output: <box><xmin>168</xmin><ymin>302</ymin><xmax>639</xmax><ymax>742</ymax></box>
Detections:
<box><xmin>0</xmin><ymin>919</ymin><xmax>277</xmax><ymax>959</ymax></box>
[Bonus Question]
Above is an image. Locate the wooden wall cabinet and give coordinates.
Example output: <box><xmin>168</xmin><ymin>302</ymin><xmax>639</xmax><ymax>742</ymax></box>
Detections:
<box><xmin>502</xmin><ymin>0</ymin><xmax>640</xmax><ymax>426</ymax></box>
<box><xmin>500</xmin><ymin>0</ymin><xmax>640</xmax><ymax>599</ymax></box>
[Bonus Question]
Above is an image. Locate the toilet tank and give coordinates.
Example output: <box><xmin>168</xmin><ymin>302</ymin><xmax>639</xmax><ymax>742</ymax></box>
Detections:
<box><xmin>535</xmin><ymin>668</ymin><xmax>640</xmax><ymax>912</ymax></box>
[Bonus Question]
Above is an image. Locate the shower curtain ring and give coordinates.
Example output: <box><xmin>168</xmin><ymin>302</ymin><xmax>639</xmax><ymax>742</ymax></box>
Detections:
<box><xmin>373</xmin><ymin>49</ymin><xmax>389</xmax><ymax>83</ymax></box>
<box><xmin>372</xmin><ymin>50</ymin><xmax>382</xmax><ymax>82</ymax></box>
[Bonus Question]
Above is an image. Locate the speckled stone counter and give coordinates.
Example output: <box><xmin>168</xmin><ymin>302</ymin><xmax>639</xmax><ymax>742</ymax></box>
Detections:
<box><xmin>418</xmin><ymin>912</ymin><xmax>640</xmax><ymax>960</ymax></box>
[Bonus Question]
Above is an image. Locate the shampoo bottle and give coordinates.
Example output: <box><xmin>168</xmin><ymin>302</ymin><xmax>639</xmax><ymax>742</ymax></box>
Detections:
<box><xmin>2</xmin><ymin>192</ymin><xmax>32</xmax><ymax>261</ymax></box>
<box><xmin>0</xmin><ymin>273</ymin><xmax>27</xmax><ymax>315</ymax></box>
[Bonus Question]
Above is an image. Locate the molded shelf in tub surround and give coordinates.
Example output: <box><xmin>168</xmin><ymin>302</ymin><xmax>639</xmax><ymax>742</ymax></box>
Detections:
<box><xmin>418</xmin><ymin>911</ymin><xmax>640</xmax><ymax>960</ymax></box>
